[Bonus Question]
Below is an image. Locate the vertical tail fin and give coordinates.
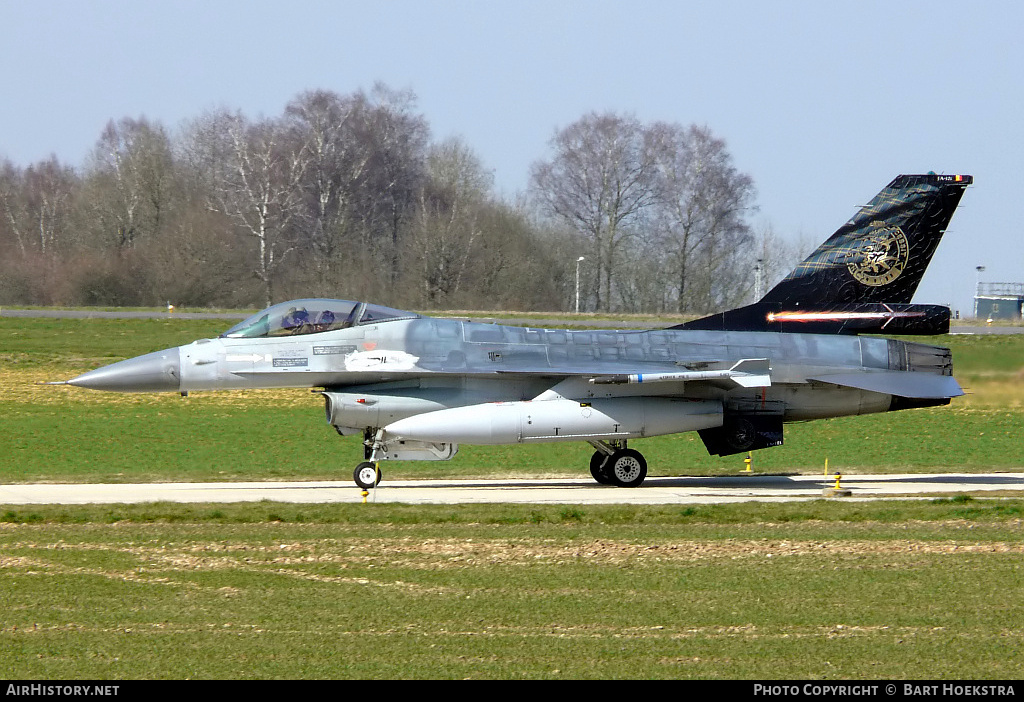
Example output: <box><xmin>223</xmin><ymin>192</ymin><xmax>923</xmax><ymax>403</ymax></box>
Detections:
<box><xmin>678</xmin><ymin>174</ymin><xmax>972</xmax><ymax>335</ymax></box>
<box><xmin>762</xmin><ymin>173</ymin><xmax>972</xmax><ymax>305</ymax></box>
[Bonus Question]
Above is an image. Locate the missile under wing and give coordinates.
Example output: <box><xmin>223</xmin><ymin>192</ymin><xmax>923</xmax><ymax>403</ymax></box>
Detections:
<box><xmin>65</xmin><ymin>174</ymin><xmax>972</xmax><ymax>489</ymax></box>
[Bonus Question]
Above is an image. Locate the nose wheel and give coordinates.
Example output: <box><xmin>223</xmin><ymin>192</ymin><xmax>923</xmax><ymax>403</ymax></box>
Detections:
<box><xmin>354</xmin><ymin>462</ymin><xmax>382</xmax><ymax>489</ymax></box>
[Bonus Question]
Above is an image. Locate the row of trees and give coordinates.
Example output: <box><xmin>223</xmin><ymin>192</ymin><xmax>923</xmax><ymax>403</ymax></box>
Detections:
<box><xmin>0</xmin><ymin>85</ymin><xmax>791</xmax><ymax>313</ymax></box>
<box><xmin>532</xmin><ymin>113</ymin><xmax>783</xmax><ymax>313</ymax></box>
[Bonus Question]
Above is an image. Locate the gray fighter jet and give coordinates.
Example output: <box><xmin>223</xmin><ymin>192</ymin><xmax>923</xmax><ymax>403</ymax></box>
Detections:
<box><xmin>66</xmin><ymin>173</ymin><xmax>972</xmax><ymax>489</ymax></box>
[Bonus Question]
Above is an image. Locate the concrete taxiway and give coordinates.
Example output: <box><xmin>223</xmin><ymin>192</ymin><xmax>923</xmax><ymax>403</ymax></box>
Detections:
<box><xmin>1</xmin><ymin>473</ymin><xmax>1021</xmax><ymax>506</ymax></box>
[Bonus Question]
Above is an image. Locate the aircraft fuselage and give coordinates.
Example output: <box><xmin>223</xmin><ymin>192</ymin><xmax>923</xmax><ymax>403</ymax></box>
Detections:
<box><xmin>73</xmin><ymin>316</ymin><xmax>958</xmax><ymax>432</ymax></box>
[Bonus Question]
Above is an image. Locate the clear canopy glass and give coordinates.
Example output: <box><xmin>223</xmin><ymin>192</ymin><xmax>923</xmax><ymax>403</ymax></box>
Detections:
<box><xmin>221</xmin><ymin>299</ymin><xmax>419</xmax><ymax>338</ymax></box>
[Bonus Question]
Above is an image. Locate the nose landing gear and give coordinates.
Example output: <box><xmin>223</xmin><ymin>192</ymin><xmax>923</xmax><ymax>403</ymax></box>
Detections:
<box><xmin>353</xmin><ymin>462</ymin><xmax>382</xmax><ymax>490</ymax></box>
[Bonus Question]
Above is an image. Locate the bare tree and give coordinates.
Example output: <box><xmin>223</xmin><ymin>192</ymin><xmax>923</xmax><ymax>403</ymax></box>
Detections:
<box><xmin>408</xmin><ymin>137</ymin><xmax>492</xmax><ymax>305</ymax></box>
<box><xmin>0</xmin><ymin>156</ymin><xmax>77</xmax><ymax>257</ymax></box>
<box><xmin>464</xmin><ymin>200</ymin><xmax>570</xmax><ymax>311</ymax></box>
<box><xmin>284</xmin><ymin>89</ymin><xmax>374</xmax><ymax>288</ymax></box>
<box><xmin>82</xmin><ymin>117</ymin><xmax>175</xmax><ymax>251</ymax></box>
<box><xmin>0</xmin><ymin>156</ymin><xmax>81</xmax><ymax>304</ymax></box>
<box><xmin>650</xmin><ymin>124</ymin><xmax>755</xmax><ymax>313</ymax></box>
<box><xmin>352</xmin><ymin>84</ymin><xmax>429</xmax><ymax>288</ymax></box>
<box><xmin>744</xmin><ymin>222</ymin><xmax>803</xmax><ymax>304</ymax></box>
<box><xmin>530</xmin><ymin>112</ymin><xmax>659</xmax><ymax>311</ymax></box>
<box><xmin>203</xmin><ymin>111</ymin><xmax>311</xmax><ymax>307</ymax></box>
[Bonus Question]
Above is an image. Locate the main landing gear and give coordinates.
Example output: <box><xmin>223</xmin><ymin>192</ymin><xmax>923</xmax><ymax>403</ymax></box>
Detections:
<box><xmin>350</xmin><ymin>432</ymin><xmax>649</xmax><ymax>489</ymax></box>
<box><xmin>588</xmin><ymin>440</ymin><xmax>648</xmax><ymax>488</ymax></box>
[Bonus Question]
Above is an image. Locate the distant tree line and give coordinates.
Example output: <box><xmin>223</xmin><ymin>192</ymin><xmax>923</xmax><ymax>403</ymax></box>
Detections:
<box><xmin>0</xmin><ymin>84</ymin><xmax>792</xmax><ymax>313</ymax></box>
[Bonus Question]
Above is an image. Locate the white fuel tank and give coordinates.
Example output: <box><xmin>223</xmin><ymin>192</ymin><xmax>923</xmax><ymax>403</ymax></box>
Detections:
<box><xmin>383</xmin><ymin>397</ymin><xmax>723</xmax><ymax>445</ymax></box>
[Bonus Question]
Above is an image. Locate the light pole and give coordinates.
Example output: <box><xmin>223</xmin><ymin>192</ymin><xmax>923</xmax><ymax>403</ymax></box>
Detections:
<box><xmin>975</xmin><ymin>265</ymin><xmax>985</xmax><ymax>318</ymax></box>
<box><xmin>575</xmin><ymin>257</ymin><xmax>585</xmax><ymax>313</ymax></box>
<box><xmin>754</xmin><ymin>258</ymin><xmax>764</xmax><ymax>301</ymax></box>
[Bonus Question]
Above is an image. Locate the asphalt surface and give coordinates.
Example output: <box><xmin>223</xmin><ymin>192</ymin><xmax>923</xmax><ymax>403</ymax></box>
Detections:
<box><xmin>1</xmin><ymin>473</ymin><xmax>1021</xmax><ymax>506</ymax></box>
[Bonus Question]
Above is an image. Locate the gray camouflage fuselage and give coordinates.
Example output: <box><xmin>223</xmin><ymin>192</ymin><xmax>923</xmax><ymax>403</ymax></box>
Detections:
<box><xmin>70</xmin><ymin>314</ymin><xmax>960</xmax><ymax>439</ymax></box>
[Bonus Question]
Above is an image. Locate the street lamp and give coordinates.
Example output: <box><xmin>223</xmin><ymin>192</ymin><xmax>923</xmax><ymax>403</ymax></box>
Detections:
<box><xmin>754</xmin><ymin>258</ymin><xmax>764</xmax><ymax>301</ymax></box>
<box><xmin>975</xmin><ymin>265</ymin><xmax>985</xmax><ymax>318</ymax></box>
<box><xmin>575</xmin><ymin>257</ymin><xmax>585</xmax><ymax>313</ymax></box>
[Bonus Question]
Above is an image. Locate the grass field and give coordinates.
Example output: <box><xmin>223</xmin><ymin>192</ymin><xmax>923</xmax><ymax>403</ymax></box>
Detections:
<box><xmin>2</xmin><ymin>314</ymin><xmax>1024</xmax><ymax>679</ymax></box>
<box><xmin>2</xmin><ymin>502</ymin><xmax>1024</xmax><ymax>679</ymax></box>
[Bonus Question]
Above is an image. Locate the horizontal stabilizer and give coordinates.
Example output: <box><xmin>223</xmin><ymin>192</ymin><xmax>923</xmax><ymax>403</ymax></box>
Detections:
<box><xmin>808</xmin><ymin>371</ymin><xmax>963</xmax><ymax>399</ymax></box>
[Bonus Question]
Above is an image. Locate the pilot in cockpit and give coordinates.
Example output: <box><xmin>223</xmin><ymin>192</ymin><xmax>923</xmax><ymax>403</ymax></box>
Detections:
<box><xmin>281</xmin><ymin>307</ymin><xmax>310</xmax><ymax>333</ymax></box>
<box><xmin>313</xmin><ymin>309</ymin><xmax>336</xmax><ymax>332</ymax></box>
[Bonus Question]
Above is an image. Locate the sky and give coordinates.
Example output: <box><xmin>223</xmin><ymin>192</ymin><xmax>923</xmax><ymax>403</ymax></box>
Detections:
<box><xmin>2</xmin><ymin>0</ymin><xmax>1021</xmax><ymax>316</ymax></box>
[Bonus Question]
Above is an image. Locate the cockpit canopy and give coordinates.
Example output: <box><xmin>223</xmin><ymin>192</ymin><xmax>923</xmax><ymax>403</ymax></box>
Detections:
<box><xmin>221</xmin><ymin>299</ymin><xmax>420</xmax><ymax>338</ymax></box>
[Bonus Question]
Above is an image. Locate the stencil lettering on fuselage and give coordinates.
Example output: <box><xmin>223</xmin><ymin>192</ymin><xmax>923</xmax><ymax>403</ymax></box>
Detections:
<box><xmin>344</xmin><ymin>350</ymin><xmax>420</xmax><ymax>372</ymax></box>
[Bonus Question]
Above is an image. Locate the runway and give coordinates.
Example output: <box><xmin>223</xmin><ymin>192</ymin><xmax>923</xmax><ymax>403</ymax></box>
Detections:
<box><xmin>1</xmin><ymin>473</ymin><xmax>1021</xmax><ymax>506</ymax></box>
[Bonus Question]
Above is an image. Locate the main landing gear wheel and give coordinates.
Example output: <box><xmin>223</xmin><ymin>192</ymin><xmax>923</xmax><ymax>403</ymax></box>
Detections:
<box><xmin>354</xmin><ymin>462</ymin><xmax>382</xmax><ymax>489</ymax></box>
<box><xmin>606</xmin><ymin>449</ymin><xmax>647</xmax><ymax>488</ymax></box>
<box><xmin>589</xmin><ymin>451</ymin><xmax>613</xmax><ymax>485</ymax></box>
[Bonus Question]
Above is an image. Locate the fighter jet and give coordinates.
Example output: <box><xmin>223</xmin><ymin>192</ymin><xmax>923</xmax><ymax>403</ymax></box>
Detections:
<box><xmin>65</xmin><ymin>173</ymin><xmax>972</xmax><ymax>489</ymax></box>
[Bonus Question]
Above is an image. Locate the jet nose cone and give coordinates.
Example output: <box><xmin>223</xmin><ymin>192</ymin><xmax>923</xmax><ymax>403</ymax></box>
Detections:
<box><xmin>68</xmin><ymin>348</ymin><xmax>181</xmax><ymax>392</ymax></box>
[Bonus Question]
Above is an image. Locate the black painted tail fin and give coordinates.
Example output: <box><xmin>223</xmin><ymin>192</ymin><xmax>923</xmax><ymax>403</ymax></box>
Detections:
<box><xmin>762</xmin><ymin>173</ymin><xmax>972</xmax><ymax>306</ymax></box>
<box><xmin>678</xmin><ymin>173</ymin><xmax>972</xmax><ymax>335</ymax></box>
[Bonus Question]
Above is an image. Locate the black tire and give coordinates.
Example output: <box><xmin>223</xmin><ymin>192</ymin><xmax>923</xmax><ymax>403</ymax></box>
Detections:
<box><xmin>607</xmin><ymin>449</ymin><xmax>647</xmax><ymax>488</ymax></box>
<box><xmin>353</xmin><ymin>462</ymin><xmax>382</xmax><ymax>489</ymax></box>
<box><xmin>589</xmin><ymin>451</ymin><xmax>613</xmax><ymax>484</ymax></box>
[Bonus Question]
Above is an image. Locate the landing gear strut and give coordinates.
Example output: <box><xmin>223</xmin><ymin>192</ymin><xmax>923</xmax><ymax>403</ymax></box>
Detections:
<box><xmin>353</xmin><ymin>428</ymin><xmax>385</xmax><ymax>489</ymax></box>
<box><xmin>587</xmin><ymin>440</ymin><xmax>648</xmax><ymax>488</ymax></box>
